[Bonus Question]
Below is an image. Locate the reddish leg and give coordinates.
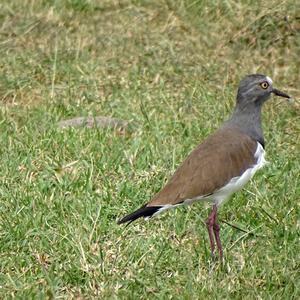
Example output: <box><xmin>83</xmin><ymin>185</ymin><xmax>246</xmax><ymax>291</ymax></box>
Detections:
<box><xmin>213</xmin><ymin>221</ymin><xmax>223</xmax><ymax>259</ymax></box>
<box><xmin>206</xmin><ymin>204</ymin><xmax>223</xmax><ymax>259</ymax></box>
<box><xmin>206</xmin><ymin>205</ymin><xmax>217</xmax><ymax>257</ymax></box>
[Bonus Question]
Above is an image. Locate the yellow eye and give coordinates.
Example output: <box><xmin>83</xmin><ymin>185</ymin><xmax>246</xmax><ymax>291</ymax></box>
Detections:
<box><xmin>260</xmin><ymin>82</ymin><xmax>269</xmax><ymax>89</ymax></box>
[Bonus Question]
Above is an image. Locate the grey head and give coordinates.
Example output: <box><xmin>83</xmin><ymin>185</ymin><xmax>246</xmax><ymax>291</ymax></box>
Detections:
<box><xmin>224</xmin><ymin>74</ymin><xmax>290</xmax><ymax>147</ymax></box>
<box><xmin>236</xmin><ymin>74</ymin><xmax>290</xmax><ymax>107</ymax></box>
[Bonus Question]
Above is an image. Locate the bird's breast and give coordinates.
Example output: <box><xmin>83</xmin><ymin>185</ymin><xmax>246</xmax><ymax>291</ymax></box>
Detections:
<box><xmin>212</xmin><ymin>142</ymin><xmax>267</xmax><ymax>206</ymax></box>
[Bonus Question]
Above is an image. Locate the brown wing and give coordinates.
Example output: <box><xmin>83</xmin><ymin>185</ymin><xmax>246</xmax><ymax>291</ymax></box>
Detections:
<box><xmin>148</xmin><ymin>127</ymin><xmax>258</xmax><ymax>206</ymax></box>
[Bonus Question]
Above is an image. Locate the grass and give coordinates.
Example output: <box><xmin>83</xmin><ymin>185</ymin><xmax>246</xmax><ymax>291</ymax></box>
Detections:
<box><xmin>0</xmin><ymin>0</ymin><xmax>299</xmax><ymax>298</ymax></box>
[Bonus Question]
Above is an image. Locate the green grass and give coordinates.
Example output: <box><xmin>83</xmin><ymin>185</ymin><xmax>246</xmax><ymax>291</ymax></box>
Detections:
<box><xmin>0</xmin><ymin>0</ymin><xmax>299</xmax><ymax>298</ymax></box>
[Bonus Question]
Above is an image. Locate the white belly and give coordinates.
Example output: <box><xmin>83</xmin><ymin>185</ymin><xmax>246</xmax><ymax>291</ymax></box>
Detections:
<box><xmin>212</xmin><ymin>142</ymin><xmax>267</xmax><ymax>206</ymax></box>
<box><xmin>182</xmin><ymin>142</ymin><xmax>267</xmax><ymax>207</ymax></box>
<box><xmin>151</xmin><ymin>142</ymin><xmax>267</xmax><ymax>218</ymax></box>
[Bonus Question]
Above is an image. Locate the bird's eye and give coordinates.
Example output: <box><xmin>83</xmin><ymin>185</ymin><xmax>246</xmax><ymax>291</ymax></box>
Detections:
<box><xmin>260</xmin><ymin>82</ymin><xmax>269</xmax><ymax>89</ymax></box>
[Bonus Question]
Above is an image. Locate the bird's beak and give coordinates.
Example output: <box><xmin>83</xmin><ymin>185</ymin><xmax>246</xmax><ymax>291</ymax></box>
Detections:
<box><xmin>272</xmin><ymin>88</ymin><xmax>290</xmax><ymax>99</ymax></box>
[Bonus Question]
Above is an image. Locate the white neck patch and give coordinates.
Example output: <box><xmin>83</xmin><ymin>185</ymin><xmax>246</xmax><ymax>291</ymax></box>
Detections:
<box><xmin>266</xmin><ymin>76</ymin><xmax>273</xmax><ymax>85</ymax></box>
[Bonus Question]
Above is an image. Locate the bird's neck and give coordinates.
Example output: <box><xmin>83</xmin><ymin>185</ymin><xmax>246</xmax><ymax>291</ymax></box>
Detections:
<box><xmin>225</xmin><ymin>102</ymin><xmax>265</xmax><ymax>147</ymax></box>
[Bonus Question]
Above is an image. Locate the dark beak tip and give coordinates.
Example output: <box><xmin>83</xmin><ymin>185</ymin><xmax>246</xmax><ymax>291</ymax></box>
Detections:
<box><xmin>272</xmin><ymin>88</ymin><xmax>291</xmax><ymax>99</ymax></box>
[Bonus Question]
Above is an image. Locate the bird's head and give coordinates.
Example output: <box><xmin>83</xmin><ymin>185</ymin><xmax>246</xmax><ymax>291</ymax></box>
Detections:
<box><xmin>237</xmin><ymin>74</ymin><xmax>290</xmax><ymax>106</ymax></box>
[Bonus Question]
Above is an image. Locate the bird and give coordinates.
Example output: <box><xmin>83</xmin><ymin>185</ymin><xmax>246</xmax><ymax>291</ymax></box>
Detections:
<box><xmin>118</xmin><ymin>74</ymin><xmax>290</xmax><ymax>259</ymax></box>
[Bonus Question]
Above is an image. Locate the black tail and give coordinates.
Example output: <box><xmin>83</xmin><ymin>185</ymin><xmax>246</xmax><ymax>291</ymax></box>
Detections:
<box><xmin>117</xmin><ymin>205</ymin><xmax>162</xmax><ymax>225</ymax></box>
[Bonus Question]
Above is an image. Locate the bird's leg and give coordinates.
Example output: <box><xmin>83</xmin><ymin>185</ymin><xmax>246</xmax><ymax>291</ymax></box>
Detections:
<box><xmin>212</xmin><ymin>205</ymin><xmax>223</xmax><ymax>260</ymax></box>
<box><xmin>206</xmin><ymin>205</ymin><xmax>217</xmax><ymax>258</ymax></box>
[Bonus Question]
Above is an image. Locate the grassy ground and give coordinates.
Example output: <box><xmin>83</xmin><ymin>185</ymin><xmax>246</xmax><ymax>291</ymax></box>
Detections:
<box><xmin>0</xmin><ymin>0</ymin><xmax>299</xmax><ymax>298</ymax></box>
